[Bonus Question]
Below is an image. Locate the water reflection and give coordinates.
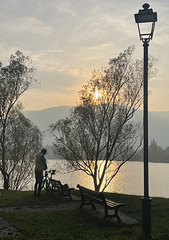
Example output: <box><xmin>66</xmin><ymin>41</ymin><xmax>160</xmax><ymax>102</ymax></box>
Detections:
<box><xmin>51</xmin><ymin>160</ymin><xmax>130</xmax><ymax>193</ymax></box>
<box><xmin>28</xmin><ymin>160</ymin><xmax>169</xmax><ymax>198</ymax></box>
<box><xmin>49</xmin><ymin>160</ymin><xmax>143</xmax><ymax>194</ymax></box>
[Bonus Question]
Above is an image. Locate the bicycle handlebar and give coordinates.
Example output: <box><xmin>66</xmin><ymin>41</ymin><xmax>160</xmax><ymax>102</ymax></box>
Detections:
<box><xmin>44</xmin><ymin>170</ymin><xmax>56</xmax><ymax>176</ymax></box>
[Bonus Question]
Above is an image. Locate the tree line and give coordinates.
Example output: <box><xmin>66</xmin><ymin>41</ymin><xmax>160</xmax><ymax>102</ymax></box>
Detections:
<box><xmin>132</xmin><ymin>139</ymin><xmax>169</xmax><ymax>163</ymax></box>
<box><xmin>46</xmin><ymin>140</ymin><xmax>169</xmax><ymax>164</ymax></box>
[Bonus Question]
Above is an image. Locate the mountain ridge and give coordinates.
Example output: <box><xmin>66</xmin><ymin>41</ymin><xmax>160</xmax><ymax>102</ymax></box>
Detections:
<box><xmin>23</xmin><ymin>106</ymin><xmax>169</xmax><ymax>149</ymax></box>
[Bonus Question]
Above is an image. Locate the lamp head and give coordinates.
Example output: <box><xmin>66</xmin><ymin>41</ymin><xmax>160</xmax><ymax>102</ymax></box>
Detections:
<box><xmin>134</xmin><ymin>3</ymin><xmax>157</xmax><ymax>42</ymax></box>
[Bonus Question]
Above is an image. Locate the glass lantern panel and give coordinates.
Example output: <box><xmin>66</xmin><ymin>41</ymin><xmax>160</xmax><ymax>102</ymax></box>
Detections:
<box><xmin>139</xmin><ymin>22</ymin><xmax>152</xmax><ymax>39</ymax></box>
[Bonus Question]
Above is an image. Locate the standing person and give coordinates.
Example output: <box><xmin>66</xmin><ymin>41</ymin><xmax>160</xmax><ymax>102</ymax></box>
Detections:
<box><xmin>34</xmin><ymin>148</ymin><xmax>47</xmax><ymax>196</ymax></box>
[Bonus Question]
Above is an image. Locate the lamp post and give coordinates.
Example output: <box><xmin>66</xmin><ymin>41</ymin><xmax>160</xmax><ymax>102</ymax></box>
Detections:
<box><xmin>134</xmin><ymin>3</ymin><xmax>157</xmax><ymax>237</ymax></box>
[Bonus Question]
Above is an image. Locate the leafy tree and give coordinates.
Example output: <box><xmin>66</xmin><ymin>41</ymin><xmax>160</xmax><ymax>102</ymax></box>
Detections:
<box><xmin>1</xmin><ymin>107</ymin><xmax>42</xmax><ymax>190</ymax></box>
<box><xmin>0</xmin><ymin>51</ymin><xmax>37</xmax><ymax>189</ymax></box>
<box><xmin>50</xmin><ymin>46</ymin><xmax>156</xmax><ymax>192</ymax></box>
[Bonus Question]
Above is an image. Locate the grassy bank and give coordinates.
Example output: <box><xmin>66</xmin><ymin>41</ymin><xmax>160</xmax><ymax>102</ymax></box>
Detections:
<box><xmin>0</xmin><ymin>190</ymin><xmax>168</xmax><ymax>239</ymax></box>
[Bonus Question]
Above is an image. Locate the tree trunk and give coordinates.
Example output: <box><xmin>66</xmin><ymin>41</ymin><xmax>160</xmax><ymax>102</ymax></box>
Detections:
<box><xmin>94</xmin><ymin>185</ymin><xmax>100</xmax><ymax>192</ymax></box>
<box><xmin>3</xmin><ymin>174</ymin><xmax>9</xmax><ymax>189</ymax></box>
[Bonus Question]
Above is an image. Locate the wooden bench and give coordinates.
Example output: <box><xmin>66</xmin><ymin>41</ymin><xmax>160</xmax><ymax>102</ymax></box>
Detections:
<box><xmin>50</xmin><ymin>179</ymin><xmax>74</xmax><ymax>200</ymax></box>
<box><xmin>77</xmin><ymin>184</ymin><xmax>124</xmax><ymax>222</ymax></box>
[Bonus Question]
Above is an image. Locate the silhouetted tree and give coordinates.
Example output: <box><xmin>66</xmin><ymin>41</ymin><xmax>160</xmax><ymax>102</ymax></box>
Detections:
<box><xmin>50</xmin><ymin>46</ymin><xmax>156</xmax><ymax>192</ymax></box>
<box><xmin>0</xmin><ymin>51</ymin><xmax>37</xmax><ymax>189</ymax></box>
<box><xmin>1</xmin><ymin>108</ymin><xmax>42</xmax><ymax>190</ymax></box>
<box><xmin>149</xmin><ymin>139</ymin><xmax>163</xmax><ymax>162</ymax></box>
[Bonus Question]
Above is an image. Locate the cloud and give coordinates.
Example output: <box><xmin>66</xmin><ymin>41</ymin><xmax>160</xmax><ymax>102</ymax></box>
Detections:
<box><xmin>20</xmin><ymin>88</ymin><xmax>79</xmax><ymax>111</ymax></box>
<box><xmin>4</xmin><ymin>16</ymin><xmax>50</xmax><ymax>35</ymax></box>
<box><xmin>0</xmin><ymin>0</ymin><xmax>168</xmax><ymax>111</ymax></box>
<box><xmin>13</xmin><ymin>17</ymin><xmax>52</xmax><ymax>36</ymax></box>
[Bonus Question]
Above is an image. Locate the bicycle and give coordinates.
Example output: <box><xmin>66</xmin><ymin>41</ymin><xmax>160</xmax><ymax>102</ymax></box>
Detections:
<box><xmin>41</xmin><ymin>170</ymin><xmax>56</xmax><ymax>194</ymax></box>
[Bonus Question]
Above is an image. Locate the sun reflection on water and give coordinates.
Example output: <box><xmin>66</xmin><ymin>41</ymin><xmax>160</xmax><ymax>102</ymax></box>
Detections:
<box><xmin>26</xmin><ymin>160</ymin><xmax>169</xmax><ymax>198</ymax></box>
<box><xmin>50</xmin><ymin>160</ymin><xmax>143</xmax><ymax>195</ymax></box>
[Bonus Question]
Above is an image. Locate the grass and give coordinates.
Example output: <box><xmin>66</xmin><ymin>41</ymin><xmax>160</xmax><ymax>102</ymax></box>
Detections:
<box><xmin>0</xmin><ymin>189</ymin><xmax>65</xmax><ymax>207</ymax></box>
<box><xmin>0</xmin><ymin>190</ymin><xmax>168</xmax><ymax>239</ymax></box>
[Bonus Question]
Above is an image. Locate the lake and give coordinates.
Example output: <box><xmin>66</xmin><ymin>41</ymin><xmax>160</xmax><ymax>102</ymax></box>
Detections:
<box><xmin>29</xmin><ymin>160</ymin><xmax>169</xmax><ymax>198</ymax></box>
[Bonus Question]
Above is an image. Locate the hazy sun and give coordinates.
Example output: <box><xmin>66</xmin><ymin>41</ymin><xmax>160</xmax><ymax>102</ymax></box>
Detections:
<box><xmin>94</xmin><ymin>91</ymin><xmax>101</xmax><ymax>99</ymax></box>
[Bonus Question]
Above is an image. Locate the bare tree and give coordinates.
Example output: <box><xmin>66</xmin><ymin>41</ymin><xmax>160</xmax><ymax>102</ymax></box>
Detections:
<box><xmin>0</xmin><ymin>51</ymin><xmax>37</xmax><ymax>189</ymax></box>
<box><xmin>2</xmin><ymin>108</ymin><xmax>42</xmax><ymax>190</ymax></box>
<box><xmin>50</xmin><ymin>46</ymin><xmax>156</xmax><ymax>192</ymax></box>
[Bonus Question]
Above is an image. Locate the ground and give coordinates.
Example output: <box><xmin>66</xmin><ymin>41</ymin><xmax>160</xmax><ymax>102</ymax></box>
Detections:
<box><xmin>0</xmin><ymin>195</ymin><xmax>137</xmax><ymax>237</ymax></box>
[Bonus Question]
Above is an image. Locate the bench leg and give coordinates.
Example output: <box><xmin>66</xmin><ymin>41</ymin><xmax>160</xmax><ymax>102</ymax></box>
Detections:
<box><xmin>68</xmin><ymin>192</ymin><xmax>72</xmax><ymax>201</ymax></box>
<box><xmin>61</xmin><ymin>190</ymin><xmax>73</xmax><ymax>201</ymax></box>
<box><xmin>91</xmin><ymin>202</ymin><xmax>96</xmax><ymax>210</ymax></box>
<box><xmin>115</xmin><ymin>208</ymin><xmax>122</xmax><ymax>222</ymax></box>
<box><xmin>104</xmin><ymin>208</ymin><xmax>122</xmax><ymax>222</ymax></box>
<box><xmin>79</xmin><ymin>201</ymin><xmax>96</xmax><ymax>210</ymax></box>
<box><xmin>104</xmin><ymin>208</ymin><xmax>108</xmax><ymax>219</ymax></box>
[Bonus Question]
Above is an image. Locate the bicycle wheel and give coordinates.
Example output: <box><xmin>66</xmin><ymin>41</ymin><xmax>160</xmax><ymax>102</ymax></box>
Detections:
<box><xmin>41</xmin><ymin>179</ymin><xmax>46</xmax><ymax>190</ymax></box>
<box><xmin>47</xmin><ymin>181</ymin><xmax>55</xmax><ymax>197</ymax></box>
<box><xmin>41</xmin><ymin>171</ymin><xmax>48</xmax><ymax>190</ymax></box>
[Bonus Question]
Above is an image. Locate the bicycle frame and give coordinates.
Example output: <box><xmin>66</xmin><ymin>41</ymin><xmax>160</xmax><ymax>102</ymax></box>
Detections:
<box><xmin>41</xmin><ymin>170</ymin><xmax>56</xmax><ymax>191</ymax></box>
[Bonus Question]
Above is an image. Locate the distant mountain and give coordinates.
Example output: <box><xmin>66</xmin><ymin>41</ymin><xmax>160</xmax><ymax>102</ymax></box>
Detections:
<box><xmin>23</xmin><ymin>105</ymin><xmax>71</xmax><ymax>131</ymax></box>
<box><xmin>23</xmin><ymin>106</ymin><xmax>169</xmax><ymax>149</ymax></box>
<box><xmin>23</xmin><ymin>105</ymin><xmax>72</xmax><ymax>146</ymax></box>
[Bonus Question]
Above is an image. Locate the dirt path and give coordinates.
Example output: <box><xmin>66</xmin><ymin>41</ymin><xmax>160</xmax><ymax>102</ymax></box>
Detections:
<box><xmin>0</xmin><ymin>201</ymin><xmax>80</xmax><ymax>213</ymax></box>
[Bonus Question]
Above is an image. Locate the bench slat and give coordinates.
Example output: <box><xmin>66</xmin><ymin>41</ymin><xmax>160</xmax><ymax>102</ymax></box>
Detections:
<box><xmin>105</xmin><ymin>199</ymin><xmax>124</xmax><ymax>208</ymax></box>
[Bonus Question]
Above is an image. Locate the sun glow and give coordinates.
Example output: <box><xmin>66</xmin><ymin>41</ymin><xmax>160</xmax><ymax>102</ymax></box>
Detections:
<box><xmin>94</xmin><ymin>90</ymin><xmax>101</xmax><ymax>100</ymax></box>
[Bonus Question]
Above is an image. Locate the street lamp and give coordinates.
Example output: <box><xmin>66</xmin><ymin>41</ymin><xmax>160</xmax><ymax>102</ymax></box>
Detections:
<box><xmin>134</xmin><ymin>3</ymin><xmax>157</xmax><ymax>237</ymax></box>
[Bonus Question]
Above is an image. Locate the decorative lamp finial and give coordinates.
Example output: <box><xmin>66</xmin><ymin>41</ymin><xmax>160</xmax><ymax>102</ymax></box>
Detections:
<box><xmin>142</xmin><ymin>3</ymin><xmax>150</xmax><ymax>10</ymax></box>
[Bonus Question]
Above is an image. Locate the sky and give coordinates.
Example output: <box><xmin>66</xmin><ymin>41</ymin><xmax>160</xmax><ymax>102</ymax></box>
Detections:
<box><xmin>0</xmin><ymin>0</ymin><xmax>168</xmax><ymax>112</ymax></box>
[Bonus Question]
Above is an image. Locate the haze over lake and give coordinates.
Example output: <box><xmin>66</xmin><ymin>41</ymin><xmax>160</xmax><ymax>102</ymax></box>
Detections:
<box><xmin>23</xmin><ymin>106</ymin><xmax>169</xmax><ymax>149</ymax></box>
